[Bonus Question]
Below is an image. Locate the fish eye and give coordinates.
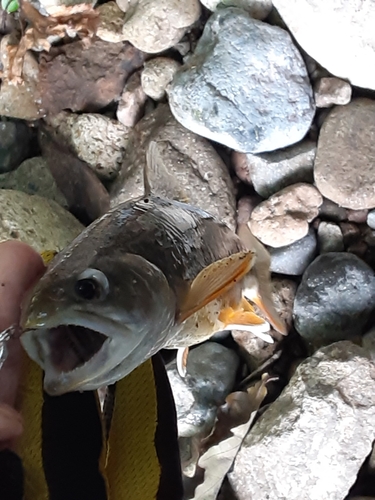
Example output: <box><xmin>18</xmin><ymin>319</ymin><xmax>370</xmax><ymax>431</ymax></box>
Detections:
<box><xmin>74</xmin><ymin>269</ymin><xmax>109</xmax><ymax>301</ymax></box>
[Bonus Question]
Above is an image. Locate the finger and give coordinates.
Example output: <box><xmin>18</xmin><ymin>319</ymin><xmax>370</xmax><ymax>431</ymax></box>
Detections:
<box><xmin>0</xmin><ymin>403</ymin><xmax>23</xmax><ymax>443</ymax></box>
<box><xmin>0</xmin><ymin>241</ymin><xmax>45</xmax><ymax>406</ymax></box>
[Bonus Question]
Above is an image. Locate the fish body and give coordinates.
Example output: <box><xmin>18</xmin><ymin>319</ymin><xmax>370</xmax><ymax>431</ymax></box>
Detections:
<box><xmin>21</xmin><ymin>194</ymin><xmax>285</xmax><ymax>395</ymax></box>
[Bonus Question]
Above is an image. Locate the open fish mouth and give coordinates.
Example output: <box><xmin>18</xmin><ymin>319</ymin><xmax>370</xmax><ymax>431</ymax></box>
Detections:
<box><xmin>47</xmin><ymin>325</ymin><xmax>108</xmax><ymax>372</ymax></box>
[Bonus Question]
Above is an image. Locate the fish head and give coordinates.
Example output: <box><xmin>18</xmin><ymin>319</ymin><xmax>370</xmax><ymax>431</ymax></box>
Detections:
<box><xmin>20</xmin><ymin>243</ymin><xmax>176</xmax><ymax>396</ymax></box>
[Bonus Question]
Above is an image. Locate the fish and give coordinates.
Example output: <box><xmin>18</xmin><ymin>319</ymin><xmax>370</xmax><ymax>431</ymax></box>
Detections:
<box><xmin>20</xmin><ymin>143</ymin><xmax>286</xmax><ymax>396</ymax></box>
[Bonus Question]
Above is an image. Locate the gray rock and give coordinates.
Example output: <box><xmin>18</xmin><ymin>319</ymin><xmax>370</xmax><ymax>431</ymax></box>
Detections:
<box><xmin>317</xmin><ymin>221</ymin><xmax>344</xmax><ymax>253</ymax></box>
<box><xmin>314</xmin><ymin>99</ymin><xmax>375</xmax><ymax>210</ymax></box>
<box><xmin>141</xmin><ymin>57</ymin><xmax>181</xmax><ymax>101</ymax></box>
<box><xmin>0</xmin><ymin>157</ymin><xmax>68</xmax><ymax>208</ymax></box>
<box><xmin>367</xmin><ymin>210</ymin><xmax>375</xmax><ymax>230</ymax></box>
<box><xmin>167</xmin><ymin>342</ymin><xmax>239</xmax><ymax>438</ymax></box>
<box><xmin>236</xmin><ymin>140</ymin><xmax>316</xmax><ymax>198</ymax></box>
<box><xmin>229</xmin><ymin>341</ymin><xmax>375</xmax><ymax>500</ymax></box>
<box><xmin>201</xmin><ymin>0</ymin><xmax>272</xmax><ymax>20</ymax></box>
<box><xmin>362</xmin><ymin>327</ymin><xmax>375</xmax><ymax>363</ymax></box>
<box><xmin>110</xmin><ymin>104</ymin><xmax>236</xmax><ymax>230</ymax></box>
<box><xmin>293</xmin><ymin>253</ymin><xmax>375</xmax><ymax>348</ymax></box>
<box><xmin>0</xmin><ymin>120</ymin><xmax>32</xmax><ymax>173</ymax></box>
<box><xmin>319</xmin><ymin>198</ymin><xmax>347</xmax><ymax>223</ymax></box>
<box><xmin>269</xmin><ymin>227</ymin><xmax>317</xmax><ymax>275</ymax></box>
<box><xmin>314</xmin><ymin>77</ymin><xmax>352</xmax><ymax>108</ymax></box>
<box><xmin>0</xmin><ymin>189</ymin><xmax>83</xmax><ymax>253</ymax></box>
<box><xmin>168</xmin><ymin>8</ymin><xmax>315</xmax><ymax>154</ymax></box>
<box><xmin>47</xmin><ymin>111</ymin><xmax>130</xmax><ymax>181</ymax></box>
<box><xmin>272</xmin><ymin>0</ymin><xmax>375</xmax><ymax>90</ymax></box>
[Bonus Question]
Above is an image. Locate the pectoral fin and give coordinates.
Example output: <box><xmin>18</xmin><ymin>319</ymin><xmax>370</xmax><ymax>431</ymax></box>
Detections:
<box><xmin>218</xmin><ymin>300</ymin><xmax>274</xmax><ymax>344</ymax></box>
<box><xmin>178</xmin><ymin>251</ymin><xmax>256</xmax><ymax>323</ymax></box>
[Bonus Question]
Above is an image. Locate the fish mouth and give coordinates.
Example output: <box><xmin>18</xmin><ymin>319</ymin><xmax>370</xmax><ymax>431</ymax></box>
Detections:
<box><xmin>47</xmin><ymin>325</ymin><xmax>107</xmax><ymax>373</ymax></box>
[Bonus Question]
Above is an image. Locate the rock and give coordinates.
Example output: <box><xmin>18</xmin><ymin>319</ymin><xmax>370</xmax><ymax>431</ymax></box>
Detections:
<box><xmin>347</xmin><ymin>209</ymin><xmax>369</xmax><ymax>224</ymax></box>
<box><xmin>293</xmin><ymin>253</ymin><xmax>375</xmax><ymax>348</ymax></box>
<box><xmin>36</xmin><ymin>0</ymin><xmax>95</xmax><ymax>15</ymax></box>
<box><xmin>96</xmin><ymin>1</ymin><xmax>126</xmax><ymax>43</ymax></box>
<box><xmin>367</xmin><ymin>210</ymin><xmax>375</xmax><ymax>230</ymax></box>
<box><xmin>121</xmin><ymin>0</ymin><xmax>201</xmax><ymax>53</ymax></box>
<box><xmin>0</xmin><ymin>189</ymin><xmax>83</xmax><ymax>253</ymax></box>
<box><xmin>0</xmin><ymin>157</ymin><xmax>68</xmax><ymax>208</ymax></box>
<box><xmin>314</xmin><ymin>77</ymin><xmax>352</xmax><ymax>108</ymax></box>
<box><xmin>249</xmin><ymin>183</ymin><xmax>322</xmax><ymax>248</ymax></box>
<box><xmin>269</xmin><ymin>227</ymin><xmax>317</xmax><ymax>275</ymax></box>
<box><xmin>0</xmin><ymin>38</ymin><xmax>44</xmax><ymax>120</ymax></box>
<box><xmin>39</xmin><ymin>126</ymin><xmax>110</xmax><ymax>225</ymax></box>
<box><xmin>319</xmin><ymin>198</ymin><xmax>347</xmax><ymax>223</ymax></box>
<box><xmin>236</xmin><ymin>194</ymin><xmax>262</xmax><ymax>224</ymax></box>
<box><xmin>362</xmin><ymin>328</ymin><xmax>375</xmax><ymax>364</ymax></box>
<box><xmin>235</xmin><ymin>140</ymin><xmax>316</xmax><ymax>198</ymax></box>
<box><xmin>317</xmin><ymin>222</ymin><xmax>344</xmax><ymax>253</ymax></box>
<box><xmin>110</xmin><ymin>104</ymin><xmax>236</xmax><ymax>230</ymax></box>
<box><xmin>167</xmin><ymin>342</ymin><xmax>239</xmax><ymax>438</ymax></box>
<box><xmin>116</xmin><ymin>71</ymin><xmax>147</xmax><ymax>127</ymax></box>
<box><xmin>272</xmin><ymin>0</ymin><xmax>375</xmax><ymax>90</ymax></box>
<box><xmin>141</xmin><ymin>57</ymin><xmax>181</xmax><ymax>101</ymax></box>
<box><xmin>38</xmin><ymin>39</ymin><xmax>145</xmax><ymax>114</ymax></box>
<box><xmin>314</xmin><ymin>99</ymin><xmax>375</xmax><ymax>210</ymax></box>
<box><xmin>47</xmin><ymin>111</ymin><xmax>129</xmax><ymax>181</ymax></box>
<box><xmin>201</xmin><ymin>0</ymin><xmax>272</xmax><ymax>20</ymax></box>
<box><xmin>229</xmin><ymin>341</ymin><xmax>375</xmax><ymax>500</ymax></box>
<box><xmin>0</xmin><ymin>120</ymin><xmax>32</xmax><ymax>173</ymax></box>
<box><xmin>168</xmin><ymin>8</ymin><xmax>314</xmax><ymax>154</ymax></box>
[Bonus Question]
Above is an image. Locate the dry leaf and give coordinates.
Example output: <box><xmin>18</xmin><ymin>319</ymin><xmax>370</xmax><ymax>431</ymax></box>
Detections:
<box><xmin>6</xmin><ymin>0</ymin><xmax>99</xmax><ymax>82</ymax></box>
<box><xmin>185</xmin><ymin>373</ymin><xmax>271</xmax><ymax>500</ymax></box>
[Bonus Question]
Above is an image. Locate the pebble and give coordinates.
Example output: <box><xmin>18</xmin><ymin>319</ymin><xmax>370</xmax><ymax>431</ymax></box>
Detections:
<box><xmin>362</xmin><ymin>327</ymin><xmax>375</xmax><ymax>364</ymax></box>
<box><xmin>168</xmin><ymin>8</ymin><xmax>315</xmax><ymax>154</ymax></box>
<box><xmin>347</xmin><ymin>209</ymin><xmax>369</xmax><ymax>224</ymax></box>
<box><xmin>0</xmin><ymin>120</ymin><xmax>32</xmax><ymax>173</ymax></box>
<box><xmin>229</xmin><ymin>341</ymin><xmax>375</xmax><ymax>500</ymax></box>
<box><xmin>314</xmin><ymin>77</ymin><xmax>352</xmax><ymax>108</ymax></box>
<box><xmin>0</xmin><ymin>157</ymin><xmax>68</xmax><ymax>208</ymax></box>
<box><xmin>116</xmin><ymin>71</ymin><xmax>147</xmax><ymax>128</ymax></box>
<box><xmin>121</xmin><ymin>0</ymin><xmax>201</xmax><ymax>53</ymax></box>
<box><xmin>367</xmin><ymin>210</ymin><xmax>375</xmax><ymax>230</ymax></box>
<box><xmin>235</xmin><ymin>140</ymin><xmax>316</xmax><ymax>198</ymax></box>
<box><xmin>201</xmin><ymin>0</ymin><xmax>272</xmax><ymax>19</ymax></box>
<box><xmin>317</xmin><ymin>222</ymin><xmax>344</xmax><ymax>253</ymax></box>
<box><xmin>318</xmin><ymin>198</ymin><xmax>347</xmax><ymax>223</ymax></box>
<box><xmin>0</xmin><ymin>189</ymin><xmax>83</xmax><ymax>253</ymax></box>
<box><xmin>96</xmin><ymin>1</ymin><xmax>126</xmax><ymax>43</ymax></box>
<box><xmin>269</xmin><ymin>227</ymin><xmax>317</xmax><ymax>276</ymax></box>
<box><xmin>141</xmin><ymin>57</ymin><xmax>181</xmax><ymax>101</ymax></box>
<box><xmin>249</xmin><ymin>183</ymin><xmax>323</xmax><ymax>248</ymax></box>
<box><xmin>314</xmin><ymin>99</ymin><xmax>375</xmax><ymax>210</ymax></box>
<box><xmin>273</xmin><ymin>0</ymin><xmax>375</xmax><ymax>90</ymax></box>
<box><xmin>0</xmin><ymin>38</ymin><xmax>44</xmax><ymax>120</ymax></box>
<box><xmin>293</xmin><ymin>253</ymin><xmax>375</xmax><ymax>349</ymax></box>
<box><xmin>167</xmin><ymin>342</ymin><xmax>239</xmax><ymax>438</ymax></box>
<box><xmin>110</xmin><ymin>104</ymin><xmax>237</xmax><ymax>230</ymax></box>
<box><xmin>47</xmin><ymin>111</ymin><xmax>129</xmax><ymax>181</ymax></box>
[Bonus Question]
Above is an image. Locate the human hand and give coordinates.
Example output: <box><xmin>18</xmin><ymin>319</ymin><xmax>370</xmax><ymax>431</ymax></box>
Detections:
<box><xmin>0</xmin><ymin>241</ymin><xmax>45</xmax><ymax>449</ymax></box>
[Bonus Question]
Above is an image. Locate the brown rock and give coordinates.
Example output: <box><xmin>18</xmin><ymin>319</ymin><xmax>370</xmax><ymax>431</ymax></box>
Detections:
<box><xmin>38</xmin><ymin>38</ymin><xmax>145</xmax><ymax>115</ymax></box>
<box><xmin>249</xmin><ymin>183</ymin><xmax>323</xmax><ymax>247</ymax></box>
<box><xmin>40</xmin><ymin>126</ymin><xmax>110</xmax><ymax>225</ymax></box>
<box><xmin>116</xmin><ymin>71</ymin><xmax>147</xmax><ymax>127</ymax></box>
<box><xmin>236</xmin><ymin>195</ymin><xmax>262</xmax><ymax>225</ymax></box>
<box><xmin>314</xmin><ymin>98</ymin><xmax>375</xmax><ymax>210</ymax></box>
<box><xmin>96</xmin><ymin>1</ymin><xmax>126</xmax><ymax>43</ymax></box>
<box><xmin>110</xmin><ymin>104</ymin><xmax>236</xmax><ymax>229</ymax></box>
<box><xmin>347</xmin><ymin>209</ymin><xmax>369</xmax><ymax>224</ymax></box>
<box><xmin>314</xmin><ymin>77</ymin><xmax>352</xmax><ymax>108</ymax></box>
